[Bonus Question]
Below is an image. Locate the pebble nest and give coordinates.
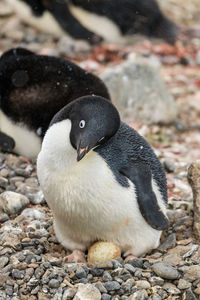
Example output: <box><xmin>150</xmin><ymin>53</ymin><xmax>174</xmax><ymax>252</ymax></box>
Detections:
<box><xmin>0</xmin><ymin>152</ymin><xmax>199</xmax><ymax>300</ymax></box>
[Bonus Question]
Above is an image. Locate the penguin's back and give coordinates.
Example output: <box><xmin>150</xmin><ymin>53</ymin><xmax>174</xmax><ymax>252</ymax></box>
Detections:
<box><xmin>95</xmin><ymin>122</ymin><xmax>168</xmax><ymax>204</ymax></box>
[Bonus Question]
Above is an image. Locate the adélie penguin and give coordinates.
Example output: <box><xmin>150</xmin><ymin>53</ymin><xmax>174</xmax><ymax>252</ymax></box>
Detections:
<box><xmin>0</xmin><ymin>48</ymin><xmax>110</xmax><ymax>158</ymax></box>
<box><xmin>9</xmin><ymin>0</ymin><xmax>179</xmax><ymax>44</ymax></box>
<box><xmin>37</xmin><ymin>95</ymin><xmax>169</xmax><ymax>262</ymax></box>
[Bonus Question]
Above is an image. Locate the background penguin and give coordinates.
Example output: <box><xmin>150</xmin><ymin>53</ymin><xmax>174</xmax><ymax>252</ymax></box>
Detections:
<box><xmin>0</xmin><ymin>47</ymin><xmax>110</xmax><ymax>158</ymax></box>
<box><xmin>37</xmin><ymin>95</ymin><xmax>169</xmax><ymax>262</ymax></box>
<box><xmin>9</xmin><ymin>0</ymin><xmax>179</xmax><ymax>44</ymax></box>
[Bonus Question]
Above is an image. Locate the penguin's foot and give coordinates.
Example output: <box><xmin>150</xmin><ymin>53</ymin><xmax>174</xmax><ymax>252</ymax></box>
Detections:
<box><xmin>65</xmin><ymin>250</ymin><xmax>86</xmax><ymax>263</ymax></box>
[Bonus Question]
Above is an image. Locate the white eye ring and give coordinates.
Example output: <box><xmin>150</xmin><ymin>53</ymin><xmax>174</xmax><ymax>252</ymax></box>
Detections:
<box><xmin>79</xmin><ymin>120</ymin><xmax>85</xmax><ymax>128</ymax></box>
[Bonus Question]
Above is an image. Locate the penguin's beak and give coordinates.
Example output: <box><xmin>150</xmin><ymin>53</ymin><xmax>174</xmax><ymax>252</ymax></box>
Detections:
<box><xmin>77</xmin><ymin>145</ymin><xmax>89</xmax><ymax>161</ymax></box>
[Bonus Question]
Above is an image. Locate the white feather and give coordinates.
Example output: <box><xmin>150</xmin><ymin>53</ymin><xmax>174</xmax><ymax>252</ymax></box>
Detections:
<box><xmin>7</xmin><ymin>0</ymin><xmax>65</xmax><ymax>37</ymax></box>
<box><xmin>37</xmin><ymin>119</ymin><xmax>166</xmax><ymax>256</ymax></box>
<box><xmin>0</xmin><ymin>109</ymin><xmax>41</xmax><ymax>159</ymax></box>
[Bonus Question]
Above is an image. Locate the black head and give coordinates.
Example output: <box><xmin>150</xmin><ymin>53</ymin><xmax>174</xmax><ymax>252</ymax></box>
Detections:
<box><xmin>50</xmin><ymin>95</ymin><xmax>120</xmax><ymax>161</ymax></box>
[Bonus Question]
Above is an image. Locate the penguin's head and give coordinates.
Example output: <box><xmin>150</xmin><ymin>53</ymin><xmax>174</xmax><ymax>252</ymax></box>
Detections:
<box><xmin>49</xmin><ymin>95</ymin><xmax>120</xmax><ymax>161</ymax></box>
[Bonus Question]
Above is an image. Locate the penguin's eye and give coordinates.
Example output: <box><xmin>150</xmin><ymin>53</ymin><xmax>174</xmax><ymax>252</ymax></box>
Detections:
<box><xmin>79</xmin><ymin>120</ymin><xmax>85</xmax><ymax>129</ymax></box>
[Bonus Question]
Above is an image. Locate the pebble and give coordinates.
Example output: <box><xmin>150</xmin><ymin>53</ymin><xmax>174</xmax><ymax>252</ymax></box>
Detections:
<box><xmin>149</xmin><ymin>276</ymin><xmax>164</xmax><ymax>286</ymax></box>
<box><xmin>163</xmin><ymin>282</ymin><xmax>181</xmax><ymax>294</ymax></box>
<box><xmin>163</xmin><ymin>159</ymin><xmax>176</xmax><ymax>173</ymax></box>
<box><xmin>76</xmin><ymin>266</ymin><xmax>87</xmax><ymax>279</ymax></box>
<box><xmin>0</xmin><ymin>177</ymin><xmax>8</xmax><ymax>188</ymax></box>
<box><xmin>11</xmin><ymin>269</ymin><xmax>24</xmax><ymax>279</ymax></box>
<box><xmin>104</xmin><ymin>281</ymin><xmax>121</xmax><ymax>291</ymax></box>
<box><xmin>124</xmin><ymin>263</ymin><xmax>136</xmax><ymax>274</ymax></box>
<box><xmin>48</xmin><ymin>279</ymin><xmax>60</xmax><ymax>288</ymax></box>
<box><xmin>29</xmin><ymin>190</ymin><xmax>46</xmax><ymax>205</ymax></box>
<box><xmin>62</xmin><ymin>288</ymin><xmax>77</xmax><ymax>300</ymax></box>
<box><xmin>158</xmin><ymin>233</ymin><xmax>176</xmax><ymax>251</ymax></box>
<box><xmin>102</xmin><ymin>271</ymin><xmax>113</xmax><ymax>281</ymax></box>
<box><xmin>0</xmin><ymin>191</ymin><xmax>29</xmax><ymax>215</ymax></box>
<box><xmin>101</xmin><ymin>294</ymin><xmax>111</xmax><ymax>300</ymax></box>
<box><xmin>135</xmin><ymin>280</ymin><xmax>151</xmax><ymax>289</ymax></box>
<box><xmin>0</xmin><ymin>213</ymin><xmax>9</xmax><ymax>222</ymax></box>
<box><xmin>178</xmin><ymin>279</ymin><xmax>192</xmax><ymax>289</ymax></box>
<box><xmin>21</xmin><ymin>208</ymin><xmax>45</xmax><ymax>220</ymax></box>
<box><xmin>0</xmin><ymin>256</ymin><xmax>9</xmax><ymax>268</ymax></box>
<box><xmin>126</xmin><ymin>258</ymin><xmax>143</xmax><ymax>268</ymax></box>
<box><xmin>152</xmin><ymin>262</ymin><xmax>180</xmax><ymax>279</ymax></box>
<box><xmin>129</xmin><ymin>290</ymin><xmax>148</xmax><ymax>300</ymax></box>
<box><xmin>74</xmin><ymin>283</ymin><xmax>101</xmax><ymax>300</ymax></box>
<box><xmin>183</xmin><ymin>265</ymin><xmax>200</xmax><ymax>282</ymax></box>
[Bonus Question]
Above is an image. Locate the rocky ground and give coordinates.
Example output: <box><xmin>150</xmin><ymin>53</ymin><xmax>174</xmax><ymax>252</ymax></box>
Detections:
<box><xmin>0</xmin><ymin>1</ymin><xmax>200</xmax><ymax>300</ymax></box>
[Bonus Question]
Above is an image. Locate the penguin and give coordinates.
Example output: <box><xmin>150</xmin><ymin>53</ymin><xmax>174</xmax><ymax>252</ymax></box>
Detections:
<box><xmin>9</xmin><ymin>0</ymin><xmax>179</xmax><ymax>44</ymax></box>
<box><xmin>0</xmin><ymin>48</ymin><xmax>110</xmax><ymax>158</ymax></box>
<box><xmin>37</xmin><ymin>95</ymin><xmax>169</xmax><ymax>262</ymax></box>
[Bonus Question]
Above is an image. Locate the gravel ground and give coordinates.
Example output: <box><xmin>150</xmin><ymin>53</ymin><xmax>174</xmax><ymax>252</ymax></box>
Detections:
<box><xmin>0</xmin><ymin>1</ymin><xmax>200</xmax><ymax>299</ymax></box>
<box><xmin>0</xmin><ymin>148</ymin><xmax>199</xmax><ymax>300</ymax></box>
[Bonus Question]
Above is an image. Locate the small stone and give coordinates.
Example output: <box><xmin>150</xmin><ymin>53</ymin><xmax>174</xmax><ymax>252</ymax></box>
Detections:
<box><xmin>149</xmin><ymin>276</ymin><xmax>164</xmax><ymax>286</ymax></box>
<box><xmin>0</xmin><ymin>191</ymin><xmax>29</xmax><ymax>215</ymax></box>
<box><xmin>151</xmin><ymin>295</ymin><xmax>162</xmax><ymax>300</ymax></box>
<box><xmin>158</xmin><ymin>233</ymin><xmax>176</xmax><ymax>251</ymax></box>
<box><xmin>177</xmin><ymin>279</ymin><xmax>191</xmax><ymax>289</ymax></box>
<box><xmin>11</xmin><ymin>269</ymin><xmax>24</xmax><ymax>279</ymax></box>
<box><xmin>136</xmin><ymin>280</ymin><xmax>150</xmax><ymax>289</ymax></box>
<box><xmin>183</xmin><ymin>265</ymin><xmax>200</xmax><ymax>282</ymax></box>
<box><xmin>102</xmin><ymin>271</ymin><xmax>112</xmax><ymax>281</ymax></box>
<box><xmin>62</xmin><ymin>288</ymin><xmax>77</xmax><ymax>300</ymax></box>
<box><xmin>0</xmin><ymin>177</ymin><xmax>8</xmax><ymax>188</ymax></box>
<box><xmin>21</xmin><ymin>208</ymin><xmax>45</xmax><ymax>220</ymax></box>
<box><xmin>126</xmin><ymin>258</ymin><xmax>143</xmax><ymax>268</ymax></box>
<box><xmin>75</xmin><ymin>266</ymin><xmax>87</xmax><ymax>279</ymax></box>
<box><xmin>90</xmin><ymin>268</ymin><xmax>104</xmax><ymax>277</ymax></box>
<box><xmin>121</xmin><ymin>278</ymin><xmax>135</xmax><ymax>293</ymax></box>
<box><xmin>30</xmin><ymin>190</ymin><xmax>46</xmax><ymax>205</ymax></box>
<box><xmin>0</xmin><ymin>213</ymin><xmax>9</xmax><ymax>222</ymax></box>
<box><xmin>163</xmin><ymin>283</ymin><xmax>181</xmax><ymax>294</ymax></box>
<box><xmin>184</xmin><ymin>289</ymin><xmax>196</xmax><ymax>300</ymax></box>
<box><xmin>129</xmin><ymin>290</ymin><xmax>148</xmax><ymax>300</ymax></box>
<box><xmin>0</xmin><ymin>169</ymin><xmax>9</xmax><ymax>178</ymax></box>
<box><xmin>163</xmin><ymin>253</ymin><xmax>183</xmax><ymax>267</ymax></box>
<box><xmin>152</xmin><ymin>262</ymin><xmax>180</xmax><ymax>279</ymax></box>
<box><xmin>48</xmin><ymin>279</ymin><xmax>60</xmax><ymax>288</ymax></box>
<box><xmin>101</xmin><ymin>294</ymin><xmax>111</xmax><ymax>300</ymax></box>
<box><xmin>163</xmin><ymin>160</ymin><xmax>176</xmax><ymax>173</ymax></box>
<box><xmin>194</xmin><ymin>287</ymin><xmax>200</xmax><ymax>295</ymax></box>
<box><xmin>0</xmin><ymin>256</ymin><xmax>9</xmax><ymax>268</ymax></box>
<box><xmin>104</xmin><ymin>281</ymin><xmax>121</xmax><ymax>291</ymax></box>
<box><xmin>124</xmin><ymin>263</ymin><xmax>136</xmax><ymax>274</ymax></box>
<box><xmin>95</xmin><ymin>281</ymin><xmax>107</xmax><ymax>293</ymax></box>
<box><xmin>74</xmin><ymin>283</ymin><xmax>101</xmax><ymax>300</ymax></box>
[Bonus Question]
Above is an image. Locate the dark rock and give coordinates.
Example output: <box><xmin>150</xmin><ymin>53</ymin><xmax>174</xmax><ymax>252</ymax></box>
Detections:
<box><xmin>104</xmin><ymin>281</ymin><xmax>121</xmax><ymax>291</ymax></box>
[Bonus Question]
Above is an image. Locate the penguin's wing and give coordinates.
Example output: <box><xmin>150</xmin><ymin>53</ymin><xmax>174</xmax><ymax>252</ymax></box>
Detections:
<box><xmin>120</xmin><ymin>158</ymin><xmax>169</xmax><ymax>230</ymax></box>
<box><xmin>46</xmin><ymin>0</ymin><xmax>102</xmax><ymax>44</ymax></box>
<box><xmin>0</xmin><ymin>132</ymin><xmax>15</xmax><ymax>152</ymax></box>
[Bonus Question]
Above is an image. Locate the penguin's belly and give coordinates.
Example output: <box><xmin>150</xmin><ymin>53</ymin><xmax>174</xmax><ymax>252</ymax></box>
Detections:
<box><xmin>38</xmin><ymin>151</ymin><xmax>162</xmax><ymax>255</ymax></box>
<box><xmin>69</xmin><ymin>5</ymin><xmax>124</xmax><ymax>43</ymax></box>
<box><xmin>0</xmin><ymin>110</ymin><xmax>41</xmax><ymax>159</ymax></box>
<box><xmin>7</xmin><ymin>0</ymin><xmax>65</xmax><ymax>37</ymax></box>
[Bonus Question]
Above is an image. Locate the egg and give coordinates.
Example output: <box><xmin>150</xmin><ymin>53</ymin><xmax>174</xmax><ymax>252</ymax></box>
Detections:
<box><xmin>88</xmin><ymin>241</ymin><xmax>121</xmax><ymax>263</ymax></box>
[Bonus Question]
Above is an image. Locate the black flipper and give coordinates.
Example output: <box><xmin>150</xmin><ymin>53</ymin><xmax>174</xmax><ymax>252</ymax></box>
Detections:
<box><xmin>45</xmin><ymin>0</ymin><xmax>102</xmax><ymax>44</ymax></box>
<box><xmin>120</xmin><ymin>158</ymin><xmax>169</xmax><ymax>230</ymax></box>
<box><xmin>0</xmin><ymin>132</ymin><xmax>15</xmax><ymax>152</ymax></box>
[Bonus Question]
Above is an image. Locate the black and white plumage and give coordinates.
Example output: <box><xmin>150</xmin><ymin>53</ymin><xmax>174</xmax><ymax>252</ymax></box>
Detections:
<box><xmin>9</xmin><ymin>0</ymin><xmax>179</xmax><ymax>44</ymax></box>
<box><xmin>37</xmin><ymin>95</ymin><xmax>169</xmax><ymax>257</ymax></box>
<box><xmin>0</xmin><ymin>48</ymin><xmax>110</xmax><ymax>158</ymax></box>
